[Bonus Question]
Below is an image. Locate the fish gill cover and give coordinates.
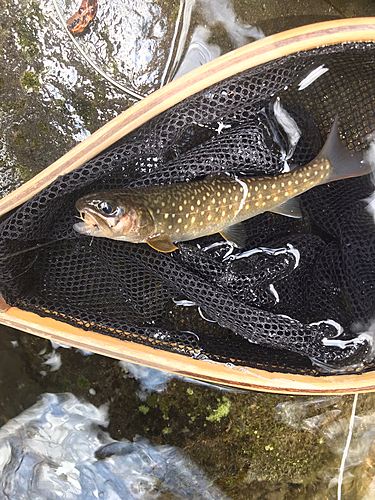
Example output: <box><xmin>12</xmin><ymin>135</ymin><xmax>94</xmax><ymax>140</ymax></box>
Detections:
<box><xmin>1</xmin><ymin>42</ymin><xmax>375</xmax><ymax>375</ymax></box>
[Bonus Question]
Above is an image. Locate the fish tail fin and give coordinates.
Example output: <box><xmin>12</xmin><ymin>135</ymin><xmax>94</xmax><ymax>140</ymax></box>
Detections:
<box><xmin>319</xmin><ymin>117</ymin><xmax>372</xmax><ymax>184</ymax></box>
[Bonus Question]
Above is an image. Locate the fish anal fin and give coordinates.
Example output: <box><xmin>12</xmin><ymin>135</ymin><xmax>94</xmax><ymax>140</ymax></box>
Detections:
<box><xmin>220</xmin><ymin>223</ymin><xmax>247</xmax><ymax>248</ymax></box>
<box><xmin>270</xmin><ymin>198</ymin><xmax>302</xmax><ymax>218</ymax></box>
<box><xmin>146</xmin><ymin>235</ymin><xmax>178</xmax><ymax>253</ymax></box>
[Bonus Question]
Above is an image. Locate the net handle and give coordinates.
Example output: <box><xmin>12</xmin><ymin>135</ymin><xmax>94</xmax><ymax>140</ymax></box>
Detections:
<box><xmin>1</xmin><ymin>17</ymin><xmax>375</xmax><ymax>216</ymax></box>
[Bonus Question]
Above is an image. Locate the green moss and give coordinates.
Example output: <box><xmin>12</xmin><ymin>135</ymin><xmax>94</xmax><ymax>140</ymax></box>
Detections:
<box><xmin>206</xmin><ymin>396</ymin><xmax>231</xmax><ymax>423</ymax></box>
<box><xmin>139</xmin><ymin>405</ymin><xmax>149</xmax><ymax>415</ymax></box>
<box><xmin>15</xmin><ymin>0</ymin><xmax>43</xmax><ymax>60</ymax></box>
<box><xmin>77</xmin><ymin>375</ymin><xmax>90</xmax><ymax>389</ymax></box>
<box><xmin>31</xmin><ymin>136</ymin><xmax>41</xmax><ymax>150</ymax></box>
<box><xmin>167</xmin><ymin>0</ymin><xmax>182</xmax><ymax>23</ymax></box>
<box><xmin>146</xmin><ymin>392</ymin><xmax>159</xmax><ymax>408</ymax></box>
<box><xmin>20</xmin><ymin>70</ymin><xmax>41</xmax><ymax>92</ymax></box>
<box><xmin>37</xmin><ymin>122</ymin><xmax>50</xmax><ymax>134</ymax></box>
<box><xmin>0</xmin><ymin>98</ymin><xmax>27</xmax><ymax>113</ymax></box>
<box><xmin>16</xmin><ymin>163</ymin><xmax>34</xmax><ymax>182</ymax></box>
<box><xmin>13</xmin><ymin>132</ymin><xmax>27</xmax><ymax>147</ymax></box>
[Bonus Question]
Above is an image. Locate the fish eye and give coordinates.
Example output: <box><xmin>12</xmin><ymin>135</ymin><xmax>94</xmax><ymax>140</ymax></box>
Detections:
<box><xmin>98</xmin><ymin>201</ymin><xmax>117</xmax><ymax>215</ymax></box>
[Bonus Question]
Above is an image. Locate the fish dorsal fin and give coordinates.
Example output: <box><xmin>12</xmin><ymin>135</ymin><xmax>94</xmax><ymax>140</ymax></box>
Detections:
<box><xmin>220</xmin><ymin>223</ymin><xmax>247</xmax><ymax>248</ymax></box>
<box><xmin>269</xmin><ymin>198</ymin><xmax>302</xmax><ymax>218</ymax></box>
<box><xmin>146</xmin><ymin>235</ymin><xmax>178</xmax><ymax>253</ymax></box>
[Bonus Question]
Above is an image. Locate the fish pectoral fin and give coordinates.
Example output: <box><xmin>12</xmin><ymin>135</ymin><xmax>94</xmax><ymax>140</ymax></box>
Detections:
<box><xmin>269</xmin><ymin>198</ymin><xmax>302</xmax><ymax>218</ymax></box>
<box><xmin>146</xmin><ymin>235</ymin><xmax>178</xmax><ymax>253</ymax></box>
<box><xmin>220</xmin><ymin>223</ymin><xmax>247</xmax><ymax>248</ymax></box>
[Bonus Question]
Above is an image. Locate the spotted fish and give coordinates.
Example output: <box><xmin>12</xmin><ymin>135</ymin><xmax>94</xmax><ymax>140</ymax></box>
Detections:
<box><xmin>74</xmin><ymin>120</ymin><xmax>372</xmax><ymax>253</ymax></box>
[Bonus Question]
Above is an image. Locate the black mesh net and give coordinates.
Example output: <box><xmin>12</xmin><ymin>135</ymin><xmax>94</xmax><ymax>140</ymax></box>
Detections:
<box><xmin>1</xmin><ymin>42</ymin><xmax>375</xmax><ymax>376</ymax></box>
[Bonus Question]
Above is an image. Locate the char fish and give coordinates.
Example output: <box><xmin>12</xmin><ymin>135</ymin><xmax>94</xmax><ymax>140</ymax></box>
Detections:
<box><xmin>74</xmin><ymin>120</ymin><xmax>372</xmax><ymax>253</ymax></box>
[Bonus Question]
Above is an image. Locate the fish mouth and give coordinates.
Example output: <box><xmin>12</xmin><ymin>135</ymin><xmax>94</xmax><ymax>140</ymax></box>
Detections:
<box><xmin>73</xmin><ymin>209</ymin><xmax>109</xmax><ymax>236</ymax></box>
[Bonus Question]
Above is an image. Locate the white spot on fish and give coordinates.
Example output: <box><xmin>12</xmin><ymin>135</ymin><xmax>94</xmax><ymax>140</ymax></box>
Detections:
<box><xmin>164</xmin><ymin>214</ymin><xmax>169</xmax><ymax>219</ymax></box>
<box><xmin>177</xmin><ymin>218</ymin><xmax>182</xmax><ymax>223</ymax></box>
<box><xmin>191</xmin><ymin>216</ymin><xmax>196</xmax><ymax>223</ymax></box>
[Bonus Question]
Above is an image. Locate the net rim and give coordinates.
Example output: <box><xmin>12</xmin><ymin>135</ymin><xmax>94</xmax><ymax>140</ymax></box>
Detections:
<box><xmin>2</xmin><ymin>19</ymin><xmax>375</xmax><ymax>393</ymax></box>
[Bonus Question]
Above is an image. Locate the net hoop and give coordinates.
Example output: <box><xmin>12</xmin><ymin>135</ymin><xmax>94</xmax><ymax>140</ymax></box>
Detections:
<box><xmin>1</xmin><ymin>18</ymin><xmax>375</xmax><ymax>394</ymax></box>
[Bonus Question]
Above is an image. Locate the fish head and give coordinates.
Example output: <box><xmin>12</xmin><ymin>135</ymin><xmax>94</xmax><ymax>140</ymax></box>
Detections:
<box><xmin>74</xmin><ymin>191</ymin><xmax>154</xmax><ymax>242</ymax></box>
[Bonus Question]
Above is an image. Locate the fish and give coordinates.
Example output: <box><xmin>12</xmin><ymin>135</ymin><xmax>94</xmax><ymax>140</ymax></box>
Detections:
<box><xmin>74</xmin><ymin>120</ymin><xmax>372</xmax><ymax>253</ymax></box>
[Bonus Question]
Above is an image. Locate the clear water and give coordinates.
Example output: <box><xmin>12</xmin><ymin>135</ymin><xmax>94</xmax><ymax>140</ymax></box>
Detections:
<box><xmin>1</xmin><ymin>0</ymin><xmax>375</xmax><ymax>498</ymax></box>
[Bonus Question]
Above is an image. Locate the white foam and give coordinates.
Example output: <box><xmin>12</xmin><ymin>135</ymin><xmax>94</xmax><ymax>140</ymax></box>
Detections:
<box><xmin>298</xmin><ymin>65</ymin><xmax>329</xmax><ymax>91</ymax></box>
